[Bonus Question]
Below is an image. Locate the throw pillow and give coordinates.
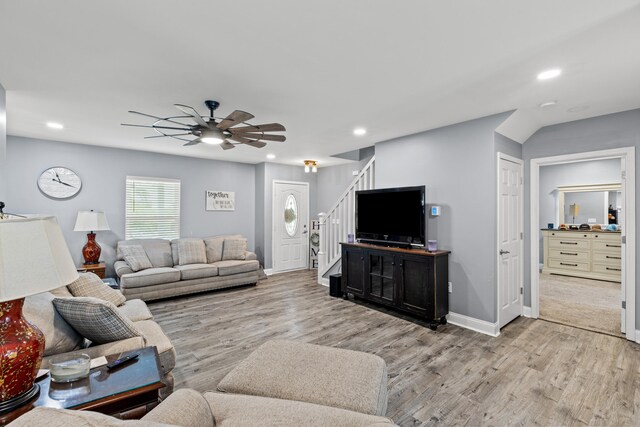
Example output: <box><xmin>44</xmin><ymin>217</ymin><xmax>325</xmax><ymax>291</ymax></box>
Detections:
<box><xmin>120</xmin><ymin>245</ymin><xmax>153</xmax><ymax>272</ymax></box>
<box><xmin>177</xmin><ymin>239</ymin><xmax>207</xmax><ymax>265</ymax></box>
<box><xmin>23</xmin><ymin>292</ymin><xmax>84</xmax><ymax>357</ymax></box>
<box><xmin>222</xmin><ymin>238</ymin><xmax>247</xmax><ymax>261</ymax></box>
<box><xmin>67</xmin><ymin>272</ymin><xmax>126</xmax><ymax>307</ymax></box>
<box><xmin>52</xmin><ymin>297</ymin><xmax>142</xmax><ymax>344</ymax></box>
<box><xmin>204</xmin><ymin>236</ymin><xmax>225</xmax><ymax>263</ymax></box>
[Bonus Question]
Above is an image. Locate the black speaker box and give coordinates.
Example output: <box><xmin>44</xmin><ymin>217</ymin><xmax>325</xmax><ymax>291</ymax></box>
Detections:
<box><xmin>329</xmin><ymin>274</ymin><xmax>342</xmax><ymax>298</ymax></box>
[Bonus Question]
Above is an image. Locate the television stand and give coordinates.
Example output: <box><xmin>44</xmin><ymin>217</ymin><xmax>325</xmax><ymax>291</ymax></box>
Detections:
<box><xmin>341</xmin><ymin>242</ymin><xmax>450</xmax><ymax>330</ymax></box>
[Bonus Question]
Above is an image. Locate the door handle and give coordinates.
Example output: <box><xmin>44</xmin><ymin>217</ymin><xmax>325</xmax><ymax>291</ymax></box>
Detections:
<box><xmin>499</xmin><ymin>249</ymin><xmax>510</xmax><ymax>255</ymax></box>
<box><xmin>302</xmin><ymin>225</ymin><xmax>308</xmax><ymax>234</ymax></box>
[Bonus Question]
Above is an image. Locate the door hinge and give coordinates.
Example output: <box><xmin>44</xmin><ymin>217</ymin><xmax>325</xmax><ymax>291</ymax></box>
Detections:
<box><xmin>520</xmin><ymin>177</ymin><xmax>524</xmax><ymax>185</ymax></box>
<box><xmin>520</xmin><ymin>288</ymin><xmax>523</xmax><ymax>295</ymax></box>
<box><xmin>622</xmin><ymin>235</ymin><xmax>626</xmax><ymax>244</ymax></box>
<box><xmin>622</xmin><ymin>301</ymin><xmax>626</xmax><ymax>309</ymax></box>
<box><xmin>520</xmin><ymin>232</ymin><xmax>524</xmax><ymax>240</ymax></box>
<box><xmin>621</xmin><ymin>171</ymin><xmax>626</xmax><ymax>180</ymax></box>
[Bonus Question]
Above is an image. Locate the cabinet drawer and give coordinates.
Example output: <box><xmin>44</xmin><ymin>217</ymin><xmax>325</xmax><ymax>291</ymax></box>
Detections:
<box><xmin>592</xmin><ymin>240</ymin><xmax>622</xmax><ymax>252</ymax></box>
<box><xmin>548</xmin><ymin>259</ymin><xmax>590</xmax><ymax>272</ymax></box>
<box><xmin>549</xmin><ymin>248</ymin><xmax>589</xmax><ymax>262</ymax></box>
<box><xmin>592</xmin><ymin>263</ymin><xmax>622</xmax><ymax>277</ymax></box>
<box><xmin>592</xmin><ymin>252</ymin><xmax>622</xmax><ymax>267</ymax></box>
<box><xmin>591</xmin><ymin>232</ymin><xmax>621</xmax><ymax>241</ymax></box>
<box><xmin>546</xmin><ymin>231</ymin><xmax>590</xmax><ymax>239</ymax></box>
<box><xmin>549</xmin><ymin>238</ymin><xmax>589</xmax><ymax>250</ymax></box>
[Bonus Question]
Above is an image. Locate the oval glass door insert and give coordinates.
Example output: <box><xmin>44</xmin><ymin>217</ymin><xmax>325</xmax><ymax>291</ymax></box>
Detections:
<box><xmin>284</xmin><ymin>194</ymin><xmax>298</xmax><ymax>237</ymax></box>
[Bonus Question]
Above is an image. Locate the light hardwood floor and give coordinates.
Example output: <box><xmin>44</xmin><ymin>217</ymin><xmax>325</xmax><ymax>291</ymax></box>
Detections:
<box><xmin>148</xmin><ymin>270</ymin><xmax>640</xmax><ymax>426</ymax></box>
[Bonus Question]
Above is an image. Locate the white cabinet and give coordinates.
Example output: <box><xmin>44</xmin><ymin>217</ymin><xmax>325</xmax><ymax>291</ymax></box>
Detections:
<box><xmin>542</xmin><ymin>230</ymin><xmax>621</xmax><ymax>282</ymax></box>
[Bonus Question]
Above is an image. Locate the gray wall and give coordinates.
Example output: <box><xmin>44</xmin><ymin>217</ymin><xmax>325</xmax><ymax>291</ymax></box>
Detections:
<box><xmin>495</xmin><ymin>133</ymin><xmax>522</xmax><ymax>159</ymax></box>
<box><xmin>522</xmin><ymin>108</ymin><xmax>640</xmax><ymax>327</ymax></box>
<box><xmin>257</xmin><ymin>162</ymin><xmax>318</xmax><ymax>269</ymax></box>
<box><xmin>375</xmin><ymin>112</ymin><xmax>511</xmax><ymax>323</ymax></box>
<box><xmin>6</xmin><ymin>136</ymin><xmax>256</xmax><ymax>277</ymax></box>
<box><xmin>0</xmin><ymin>83</ymin><xmax>6</xmax><ymax>202</ymax></box>
<box><xmin>316</xmin><ymin>154</ymin><xmax>374</xmax><ymax>214</ymax></box>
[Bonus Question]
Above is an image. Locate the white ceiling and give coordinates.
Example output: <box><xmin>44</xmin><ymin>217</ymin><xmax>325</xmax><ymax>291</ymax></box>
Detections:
<box><xmin>1</xmin><ymin>0</ymin><xmax>639</xmax><ymax>166</ymax></box>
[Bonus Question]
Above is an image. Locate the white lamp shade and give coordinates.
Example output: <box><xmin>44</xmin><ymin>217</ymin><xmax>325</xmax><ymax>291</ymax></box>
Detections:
<box><xmin>0</xmin><ymin>216</ymin><xmax>79</xmax><ymax>301</ymax></box>
<box><xmin>73</xmin><ymin>211</ymin><xmax>110</xmax><ymax>232</ymax></box>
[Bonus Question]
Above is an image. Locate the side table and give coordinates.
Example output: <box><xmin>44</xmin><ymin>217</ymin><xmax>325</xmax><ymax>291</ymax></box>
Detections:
<box><xmin>0</xmin><ymin>347</ymin><xmax>165</xmax><ymax>424</ymax></box>
<box><xmin>78</xmin><ymin>262</ymin><xmax>106</xmax><ymax>279</ymax></box>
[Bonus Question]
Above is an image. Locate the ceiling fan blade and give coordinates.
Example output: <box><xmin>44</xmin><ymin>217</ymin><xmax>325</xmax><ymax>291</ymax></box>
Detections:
<box><xmin>220</xmin><ymin>140</ymin><xmax>236</xmax><ymax>150</ymax></box>
<box><xmin>228</xmin><ymin>123</ymin><xmax>286</xmax><ymax>133</ymax></box>
<box><xmin>183</xmin><ymin>138</ymin><xmax>202</xmax><ymax>146</ymax></box>
<box><xmin>128</xmin><ymin>111</ymin><xmax>192</xmax><ymax>127</ymax></box>
<box><xmin>217</xmin><ymin>110</ymin><xmax>255</xmax><ymax>130</ymax></box>
<box><xmin>122</xmin><ymin>123</ymin><xmax>193</xmax><ymax>131</ymax></box>
<box><xmin>174</xmin><ymin>104</ymin><xmax>210</xmax><ymax>128</ymax></box>
<box><xmin>227</xmin><ymin>135</ymin><xmax>267</xmax><ymax>148</ymax></box>
<box><xmin>234</xmin><ymin>133</ymin><xmax>286</xmax><ymax>142</ymax></box>
<box><xmin>244</xmin><ymin>140</ymin><xmax>267</xmax><ymax>149</ymax></box>
<box><xmin>144</xmin><ymin>133</ymin><xmax>191</xmax><ymax>139</ymax></box>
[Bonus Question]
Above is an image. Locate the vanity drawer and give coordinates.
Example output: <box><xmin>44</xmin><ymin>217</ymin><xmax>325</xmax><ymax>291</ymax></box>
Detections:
<box><xmin>592</xmin><ymin>252</ymin><xmax>622</xmax><ymax>267</ymax></box>
<box><xmin>549</xmin><ymin>248</ymin><xmax>589</xmax><ymax>262</ymax></box>
<box><xmin>548</xmin><ymin>259</ymin><xmax>590</xmax><ymax>272</ymax></box>
<box><xmin>546</xmin><ymin>231</ymin><xmax>590</xmax><ymax>239</ymax></box>
<box><xmin>549</xmin><ymin>238</ymin><xmax>590</xmax><ymax>250</ymax></box>
<box><xmin>592</xmin><ymin>240</ymin><xmax>622</xmax><ymax>252</ymax></box>
<box><xmin>592</xmin><ymin>263</ymin><xmax>622</xmax><ymax>277</ymax></box>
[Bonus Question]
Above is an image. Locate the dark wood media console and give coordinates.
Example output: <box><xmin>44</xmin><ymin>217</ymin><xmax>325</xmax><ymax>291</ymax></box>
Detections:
<box><xmin>341</xmin><ymin>243</ymin><xmax>450</xmax><ymax>330</ymax></box>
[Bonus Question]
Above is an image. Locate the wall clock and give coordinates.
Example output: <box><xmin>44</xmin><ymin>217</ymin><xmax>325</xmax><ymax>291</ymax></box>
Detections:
<box><xmin>38</xmin><ymin>167</ymin><xmax>82</xmax><ymax>199</ymax></box>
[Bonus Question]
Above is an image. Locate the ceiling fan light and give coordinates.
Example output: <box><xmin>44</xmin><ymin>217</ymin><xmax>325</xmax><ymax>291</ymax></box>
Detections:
<box><xmin>200</xmin><ymin>128</ymin><xmax>224</xmax><ymax>145</ymax></box>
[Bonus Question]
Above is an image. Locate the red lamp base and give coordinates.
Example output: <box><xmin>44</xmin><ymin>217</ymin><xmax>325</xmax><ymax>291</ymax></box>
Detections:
<box><xmin>82</xmin><ymin>232</ymin><xmax>102</xmax><ymax>264</ymax></box>
<box><xmin>0</xmin><ymin>299</ymin><xmax>45</xmax><ymax>412</ymax></box>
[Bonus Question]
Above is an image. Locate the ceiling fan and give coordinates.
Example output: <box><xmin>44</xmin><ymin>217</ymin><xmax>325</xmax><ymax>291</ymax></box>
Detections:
<box><xmin>121</xmin><ymin>100</ymin><xmax>286</xmax><ymax>150</ymax></box>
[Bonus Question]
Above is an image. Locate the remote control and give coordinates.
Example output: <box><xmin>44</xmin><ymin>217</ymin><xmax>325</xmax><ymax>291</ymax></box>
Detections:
<box><xmin>106</xmin><ymin>353</ymin><xmax>139</xmax><ymax>371</ymax></box>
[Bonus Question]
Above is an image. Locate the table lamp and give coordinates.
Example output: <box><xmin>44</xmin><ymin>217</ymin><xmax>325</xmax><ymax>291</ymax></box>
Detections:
<box><xmin>0</xmin><ymin>216</ymin><xmax>79</xmax><ymax>412</ymax></box>
<box><xmin>73</xmin><ymin>210</ymin><xmax>110</xmax><ymax>264</ymax></box>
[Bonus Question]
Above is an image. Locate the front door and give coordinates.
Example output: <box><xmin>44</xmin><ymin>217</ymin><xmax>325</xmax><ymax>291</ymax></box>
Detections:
<box><xmin>498</xmin><ymin>155</ymin><xmax>523</xmax><ymax>328</ymax></box>
<box><xmin>273</xmin><ymin>181</ymin><xmax>309</xmax><ymax>272</ymax></box>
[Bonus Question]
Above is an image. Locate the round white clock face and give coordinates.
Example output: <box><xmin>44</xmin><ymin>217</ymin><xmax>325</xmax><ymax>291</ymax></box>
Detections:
<box><xmin>38</xmin><ymin>167</ymin><xmax>82</xmax><ymax>199</ymax></box>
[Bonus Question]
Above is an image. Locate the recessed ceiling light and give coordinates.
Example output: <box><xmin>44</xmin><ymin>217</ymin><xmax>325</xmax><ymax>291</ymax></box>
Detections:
<box><xmin>567</xmin><ymin>105</ymin><xmax>590</xmax><ymax>113</ymax></box>
<box><xmin>353</xmin><ymin>127</ymin><xmax>367</xmax><ymax>136</ymax></box>
<box><xmin>537</xmin><ymin>68</ymin><xmax>562</xmax><ymax>80</ymax></box>
<box><xmin>266</xmin><ymin>153</ymin><xmax>276</xmax><ymax>159</ymax></box>
<box><xmin>46</xmin><ymin>122</ymin><xmax>64</xmax><ymax>130</ymax></box>
<box><xmin>539</xmin><ymin>101</ymin><xmax>557</xmax><ymax>108</ymax></box>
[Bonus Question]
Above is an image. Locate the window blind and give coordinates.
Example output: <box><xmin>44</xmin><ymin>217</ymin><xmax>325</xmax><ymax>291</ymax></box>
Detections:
<box><xmin>125</xmin><ymin>176</ymin><xmax>181</xmax><ymax>240</ymax></box>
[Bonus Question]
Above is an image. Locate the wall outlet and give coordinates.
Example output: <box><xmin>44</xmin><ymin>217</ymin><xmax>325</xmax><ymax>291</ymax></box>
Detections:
<box><xmin>448</xmin><ymin>282</ymin><xmax>452</xmax><ymax>293</ymax></box>
<box><xmin>352</xmin><ymin>170</ymin><xmax>360</xmax><ymax>176</ymax></box>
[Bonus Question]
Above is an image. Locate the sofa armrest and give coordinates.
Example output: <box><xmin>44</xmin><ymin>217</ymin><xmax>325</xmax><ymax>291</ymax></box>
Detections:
<box><xmin>142</xmin><ymin>388</ymin><xmax>214</xmax><ymax>427</ymax></box>
<box><xmin>244</xmin><ymin>251</ymin><xmax>257</xmax><ymax>261</ymax></box>
<box><xmin>42</xmin><ymin>336</ymin><xmax>146</xmax><ymax>368</ymax></box>
<box><xmin>114</xmin><ymin>260</ymin><xmax>134</xmax><ymax>277</ymax></box>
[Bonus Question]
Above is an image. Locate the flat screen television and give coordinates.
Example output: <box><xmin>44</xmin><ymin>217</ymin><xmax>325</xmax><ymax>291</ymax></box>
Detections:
<box><xmin>355</xmin><ymin>186</ymin><xmax>425</xmax><ymax>247</ymax></box>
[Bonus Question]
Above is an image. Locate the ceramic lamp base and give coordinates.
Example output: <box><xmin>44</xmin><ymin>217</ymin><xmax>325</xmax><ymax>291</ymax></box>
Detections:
<box><xmin>0</xmin><ymin>384</ymin><xmax>39</xmax><ymax>414</ymax></box>
<box><xmin>82</xmin><ymin>232</ymin><xmax>102</xmax><ymax>264</ymax></box>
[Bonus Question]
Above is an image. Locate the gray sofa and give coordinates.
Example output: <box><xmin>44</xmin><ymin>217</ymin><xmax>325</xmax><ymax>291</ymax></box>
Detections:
<box><xmin>114</xmin><ymin>236</ymin><xmax>261</xmax><ymax>301</ymax></box>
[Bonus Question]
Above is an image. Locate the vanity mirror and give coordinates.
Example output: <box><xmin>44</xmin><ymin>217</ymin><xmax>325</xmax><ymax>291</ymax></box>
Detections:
<box><xmin>557</xmin><ymin>183</ymin><xmax>621</xmax><ymax>225</ymax></box>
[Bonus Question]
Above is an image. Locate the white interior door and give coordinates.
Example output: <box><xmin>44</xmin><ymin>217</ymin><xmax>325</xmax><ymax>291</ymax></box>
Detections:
<box><xmin>498</xmin><ymin>155</ymin><xmax>523</xmax><ymax>328</ymax></box>
<box><xmin>273</xmin><ymin>181</ymin><xmax>309</xmax><ymax>272</ymax></box>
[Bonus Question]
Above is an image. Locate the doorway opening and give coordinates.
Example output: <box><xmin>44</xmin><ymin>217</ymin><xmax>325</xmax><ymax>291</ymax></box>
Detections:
<box><xmin>530</xmin><ymin>148</ymin><xmax>635</xmax><ymax>341</ymax></box>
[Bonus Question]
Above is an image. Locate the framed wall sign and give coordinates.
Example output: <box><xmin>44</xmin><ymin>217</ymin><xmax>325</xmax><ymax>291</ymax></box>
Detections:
<box><xmin>206</xmin><ymin>190</ymin><xmax>235</xmax><ymax>211</ymax></box>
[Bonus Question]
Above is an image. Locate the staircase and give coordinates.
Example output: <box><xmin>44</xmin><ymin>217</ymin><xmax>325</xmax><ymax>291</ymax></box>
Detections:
<box><xmin>317</xmin><ymin>156</ymin><xmax>375</xmax><ymax>284</ymax></box>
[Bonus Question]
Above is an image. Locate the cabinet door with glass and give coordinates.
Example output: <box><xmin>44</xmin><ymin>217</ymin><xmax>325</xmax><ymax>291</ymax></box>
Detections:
<box><xmin>367</xmin><ymin>250</ymin><xmax>396</xmax><ymax>303</ymax></box>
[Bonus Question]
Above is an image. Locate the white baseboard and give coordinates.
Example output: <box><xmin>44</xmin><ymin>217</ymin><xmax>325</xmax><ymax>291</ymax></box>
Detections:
<box><xmin>635</xmin><ymin>330</ymin><xmax>640</xmax><ymax>345</ymax></box>
<box><xmin>522</xmin><ymin>306</ymin><xmax>532</xmax><ymax>317</ymax></box>
<box><xmin>447</xmin><ymin>312</ymin><xmax>500</xmax><ymax>337</ymax></box>
<box><xmin>263</xmin><ymin>268</ymin><xmax>273</xmax><ymax>276</ymax></box>
<box><xmin>319</xmin><ymin>277</ymin><xmax>329</xmax><ymax>287</ymax></box>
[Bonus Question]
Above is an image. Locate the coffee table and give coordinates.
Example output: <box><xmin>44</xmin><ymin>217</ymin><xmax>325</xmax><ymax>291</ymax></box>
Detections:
<box><xmin>0</xmin><ymin>347</ymin><xmax>164</xmax><ymax>424</ymax></box>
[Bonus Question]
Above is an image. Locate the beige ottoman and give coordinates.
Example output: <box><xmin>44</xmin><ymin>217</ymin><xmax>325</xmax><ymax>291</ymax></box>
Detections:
<box><xmin>217</xmin><ymin>340</ymin><xmax>388</xmax><ymax>416</ymax></box>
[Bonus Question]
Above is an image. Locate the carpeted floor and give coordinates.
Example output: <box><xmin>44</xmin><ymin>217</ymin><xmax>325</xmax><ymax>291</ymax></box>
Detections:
<box><xmin>539</xmin><ymin>272</ymin><xmax>622</xmax><ymax>336</ymax></box>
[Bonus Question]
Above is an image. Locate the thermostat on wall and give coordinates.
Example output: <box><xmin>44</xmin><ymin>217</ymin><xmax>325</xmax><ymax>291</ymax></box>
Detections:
<box><xmin>431</xmin><ymin>206</ymin><xmax>441</xmax><ymax>216</ymax></box>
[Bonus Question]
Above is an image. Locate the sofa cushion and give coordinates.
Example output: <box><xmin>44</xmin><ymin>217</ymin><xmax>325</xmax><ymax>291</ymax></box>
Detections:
<box><xmin>135</xmin><ymin>320</ymin><xmax>176</xmax><ymax>374</ymax></box>
<box><xmin>217</xmin><ymin>340</ymin><xmax>389</xmax><ymax>416</ymax></box>
<box><xmin>121</xmin><ymin>245</ymin><xmax>153</xmax><ymax>272</ymax></box>
<box><xmin>120</xmin><ymin>267</ymin><xmax>181</xmax><ymax>289</ymax></box>
<box><xmin>222</xmin><ymin>237</ymin><xmax>247</xmax><ymax>260</ymax></box>
<box><xmin>204</xmin><ymin>392</ymin><xmax>395</xmax><ymax>427</ymax></box>
<box><xmin>118</xmin><ymin>239</ymin><xmax>174</xmax><ymax>268</ymax></box>
<box><xmin>114</xmin><ymin>260</ymin><xmax>134</xmax><ymax>277</ymax></box>
<box><xmin>203</xmin><ymin>236</ymin><xmax>225</xmax><ymax>263</ymax></box>
<box><xmin>7</xmin><ymin>406</ymin><xmax>174</xmax><ymax>426</ymax></box>
<box><xmin>117</xmin><ymin>299</ymin><xmax>153</xmax><ymax>322</ymax></box>
<box><xmin>23</xmin><ymin>292</ymin><xmax>84</xmax><ymax>357</ymax></box>
<box><xmin>53</xmin><ymin>297</ymin><xmax>142</xmax><ymax>345</ymax></box>
<box><xmin>141</xmin><ymin>389</ymin><xmax>214</xmax><ymax>427</ymax></box>
<box><xmin>213</xmin><ymin>260</ymin><xmax>259</xmax><ymax>277</ymax></box>
<box><xmin>174</xmin><ymin>264</ymin><xmax>218</xmax><ymax>281</ymax></box>
<box><xmin>67</xmin><ymin>272</ymin><xmax>126</xmax><ymax>306</ymax></box>
<box><xmin>176</xmin><ymin>238</ymin><xmax>207</xmax><ymax>265</ymax></box>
